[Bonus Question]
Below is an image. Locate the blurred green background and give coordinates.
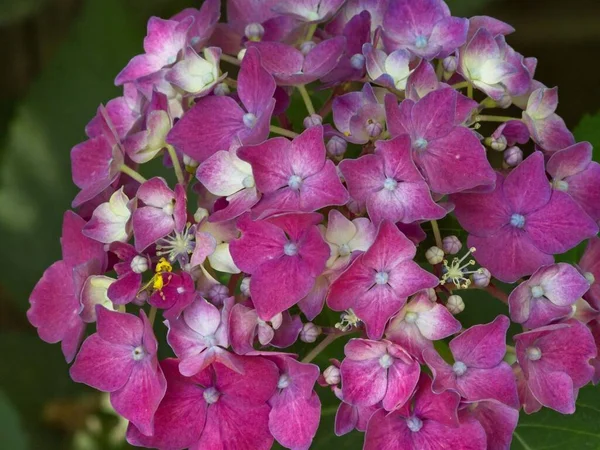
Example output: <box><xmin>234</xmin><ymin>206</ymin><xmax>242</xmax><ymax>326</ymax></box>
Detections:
<box><xmin>1</xmin><ymin>0</ymin><xmax>600</xmax><ymax>448</ymax></box>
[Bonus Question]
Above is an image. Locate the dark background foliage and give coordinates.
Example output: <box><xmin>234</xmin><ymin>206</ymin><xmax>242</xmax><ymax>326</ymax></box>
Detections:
<box><xmin>1</xmin><ymin>0</ymin><xmax>599</xmax><ymax>448</ymax></box>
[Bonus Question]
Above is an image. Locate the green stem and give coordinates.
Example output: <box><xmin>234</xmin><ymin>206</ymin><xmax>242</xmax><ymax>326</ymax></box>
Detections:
<box><xmin>297</xmin><ymin>85</ymin><xmax>316</xmax><ymax>116</ymax></box>
<box><xmin>451</xmin><ymin>81</ymin><xmax>469</xmax><ymax>90</ymax></box>
<box><xmin>475</xmin><ymin>115</ymin><xmax>517</xmax><ymax>123</ymax></box>
<box><xmin>430</xmin><ymin>220</ymin><xmax>443</xmax><ymax>249</ymax></box>
<box><xmin>305</xmin><ymin>23</ymin><xmax>318</xmax><ymax>41</ymax></box>
<box><xmin>148</xmin><ymin>306</ymin><xmax>157</xmax><ymax>326</ymax></box>
<box><xmin>166</xmin><ymin>144</ymin><xmax>185</xmax><ymax>185</ymax></box>
<box><xmin>301</xmin><ymin>331</ymin><xmax>352</xmax><ymax>364</ymax></box>
<box><xmin>479</xmin><ymin>97</ymin><xmax>497</xmax><ymax>109</ymax></box>
<box><xmin>436</xmin><ymin>60</ymin><xmax>444</xmax><ymax>81</ymax></box>
<box><xmin>467</xmin><ymin>82</ymin><xmax>474</xmax><ymax>99</ymax></box>
<box><xmin>270</xmin><ymin>125</ymin><xmax>299</xmax><ymax>139</ymax></box>
<box><xmin>221</xmin><ymin>53</ymin><xmax>241</xmax><ymax>66</ymax></box>
<box><xmin>486</xmin><ymin>283</ymin><xmax>509</xmax><ymax>304</ymax></box>
<box><xmin>119</xmin><ymin>164</ymin><xmax>147</xmax><ymax>184</ymax></box>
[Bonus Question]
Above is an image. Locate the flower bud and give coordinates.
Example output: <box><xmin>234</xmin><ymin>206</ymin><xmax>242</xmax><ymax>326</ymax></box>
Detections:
<box><xmin>194</xmin><ymin>207</ymin><xmax>209</xmax><ymax>223</ymax></box>
<box><xmin>584</xmin><ymin>272</ymin><xmax>595</xmax><ymax>285</ymax></box>
<box><xmin>240</xmin><ymin>277</ymin><xmax>251</xmax><ymax>296</ymax></box>
<box><xmin>350</xmin><ymin>53</ymin><xmax>366</xmax><ymax>70</ymax></box>
<box><xmin>300</xmin><ymin>41</ymin><xmax>317</xmax><ymax>55</ymax></box>
<box><xmin>472</xmin><ymin>268</ymin><xmax>491</xmax><ymax>287</ymax></box>
<box><xmin>303</xmin><ymin>114</ymin><xmax>323</xmax><ymax>129</ymax></box>
<box><xmin>504</xmin><ymin>146</ymin><xmax>523</xmax><ymax>167</ymax></box>
<box><xmin>442</xmin><ymin>235</ymin><xmax>462</xmax><ymax>255</ymax></box>
<box><xmin>213</xmin><ymin>82</ymin><xmax>230</xmax><ymax>96</ymax></box>
<box><xmin>208</xmin><ymin>284</ymin><xmax>229</xmax><ymax>304</ymax></box>
<box><xmin>237</xmin><ymin>48</ymin><xmax>247</xmax><ymax>61</ymax></box>
<box><xmin>183</xmin><ymin>153</ymin><xmax>199</xmax><ymax>169</ymax></box>
<box><xmin>300</xmin><ymin>322</ymin><xmax>321</xmax><ymax>343</ymax></box>
<box><xmin>496</xmin><ymin>94</ymin><xmax>512</xmax><ymax>109</ymax></box>
<box><xmin>446</xmin><ymin>295</ymin><xmax>465</xmax><ymax>314</ymax></box>
<box><xmin>425</xmin><ymin>246</ymin><xmax>444</xmax><ymax>265</ymax></box>
<box><xmin>244</xmin><ymin>22</ymin><xmax>265</xmax><ymax>42</ymax></box>
<box><xmin>425</xmin><ymin>288</ymin><xmax>437</xmax><ymax>302</ymax></box>
<box><xmin>485</xmin><ymin>135</ymin><xmax>507</xmax><ymax>152</ymax></box>
<box><xmin>366</xmin><ymin>121</ymin><xmax>383</xmax><ymax>138</ymax></box>
<box><xmin>323</xmin><ymin>365</ymin><xmax>341</xmax><ymax>385</ymax></box>
<box><xmin>131</xmin><ymin>255</ymin><xmax>149</xmax><ymax>274</ymax></box>
<box><xmin>327</xmin><ymin>136</ymin><xmax>347</xmax><ymax>157</ymax></box>
<box><xmin>442</xmin><ymin>56</ymin><xmax>457</xmax><ymax>80</ymax></box>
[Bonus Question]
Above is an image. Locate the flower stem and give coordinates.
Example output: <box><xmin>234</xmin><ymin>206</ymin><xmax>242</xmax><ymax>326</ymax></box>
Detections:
<box><xmin>467</xmin><ymin>82</ymin><xmax>474</xmax><ymax>99</ymax></box>
<box><xmin>220</xmin><ymin>53</ymin><xmax>241</xmax><ymax>66</ymax></box>
<box><xmin>436</xmin><ymin>60</ymin><xmax>444</xmax><ymax>81</ymax></box>
<box><xmin>148</xmin><ymin>306</ymin><xmax>157</xmax><ymax>326</ymax></box>
<box><xmin>166</xmin><ymin>144</ymin><xmax>185</xmax><ymax>185</ymax></box>
<box><xmin>270</xmin><ymin>125</ymin><xmax>299</xmax><ymax>139</ymax></box>
<box><xmin>301</xmin><ymin>331</ymin><xmax>351</xmax><ymax>364</ymax></box>
<box><xmin>297</xmin><ymin>85</ymin><xmax>316</xmax><ymax>116</ymax></box>
<box><xmin>430</xmin><ymin>220</ymin><xmax>443</xmax><ymax>248</ymax></box>
<box><xmin>475</xmin><ymin>115</ymin><xmax>517</xmax><ymax>123</ymax></box>
<box><xmin>305</xmin><ymin>23</ymin><xmax>318</xmax><ymax>41</ymax></box>
<box><xmin>119</xmin><ymin>164</ymin><xmax>147</xmax><ymax>184</ymax></box>
<box><xmin>451</xmin><ymin>81</ymin><xmax>469</xmax><ymax>90</ymax></box>
<box><xmin>486</xmin><ymin>283</ymin><xmax>509</xmax><ymax>304</ymax></box>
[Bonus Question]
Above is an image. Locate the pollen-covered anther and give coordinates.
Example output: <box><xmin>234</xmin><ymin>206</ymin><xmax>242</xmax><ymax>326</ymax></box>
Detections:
<box><xmin>335</xmin><ymin>308</ymin><xmax>361</xmax><ymax>332</ymax></box>
<box><xmin>440</xmin><ymin>247</ymin><xmax>480</xmax><ymax>288</ymax></box>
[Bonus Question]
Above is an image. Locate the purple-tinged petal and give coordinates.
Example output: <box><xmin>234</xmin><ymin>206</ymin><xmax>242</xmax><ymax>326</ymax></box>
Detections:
<box><xmin>61</xmin><ymin>211</ymin><xmax>107</xmax><ymax>268</ymax></box>
<box><xmin>566</xmin><ymin>162</ymin><xmax>600</xmax><ymax>222</ymax></box>
<box><xmin>298</xmin><ymin>274</ymin><xmax>329</xmax><ymax>320</ymax></box>
<box><xmin>526</xmin><ymin>191</ymin><xmax>598</xmax><ymax>255</ymax></box>
<box><xmin>503</xmin><ymin>151</ymin><xmax>551</xmax><ymax>214</ymax></box>
<box><xmin>463</xmin><ymin>399</ymin><xmax>519</xmax><ymax>450</ymax></box>
<box><xmin>303</xmin><ymin>36</ymin><xmax>346</xmax><ymax>78</ymax></box>
<box><xmin>83</xmin><ymin>188</ymin><xmax>134</xmax><ymax>244</ymax></box>
<box><xmin>412</xmin><ymin>88</ymin><xmax>457</xmax><ymax>141</ymax></box>
<box><xmin>547</xmin><ymin>141</ymin><xmax>592</xmax><ymax>180</ymax></box>
<box><xmin>457</xmin><ymin>363</ymin><xmax>519</xmax><ymax>408</ymax></box>
<box><xmin>132</xmin><ymin>207</ymin><xmax>174</xmax><ymax>252</ymax></box>
<box><xmin>237</xmin><ymin>47</ymin><xmax>276</xmax><ymax>114</ymax></box>
<box><xmin>270</xmin><ymin>392</ymin><xmax>320</xmax><ymax>450</ymax></box>
<box><xmin>450</xmin><ymin>316</ymin><xmax>509</xmax><ymax>369</ymax></box>
<box><xmin>238</xmin><ymin>138</ymin><xmax>291</xmax><ymax>193</ymax></box>
<box><xmin>270</xmin><ymin>313</ymin><xmax>303</xmax><ymax>348</ymax></box>
<box><xmin>229</xmin><ymin>303</ymin><xmax>259</xmax><ymax>355</ymax></box>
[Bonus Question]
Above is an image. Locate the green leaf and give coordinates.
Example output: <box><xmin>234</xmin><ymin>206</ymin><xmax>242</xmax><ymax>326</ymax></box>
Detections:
<box><xmin>574</xmin><ymin>111</ymin><xmax>600</xmax><ymax>162</ymax></box>
<box><xmin>513</xmin><ymin>384</ymin><xmax>600</xmax><ymax>449</ymax></box>
<box><xmin>0</xmin><ymin>390</ymin><xmax>28</xmax><ymax>450</ymax></box>
<box><xmin>0</xmin><ymin>0</ymin><xmax>143</xmax><ymax>311</ymax></box>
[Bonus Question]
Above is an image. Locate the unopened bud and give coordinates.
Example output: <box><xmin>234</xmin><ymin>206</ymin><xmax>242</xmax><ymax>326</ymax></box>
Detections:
<box><xmin>237</xmin><ymin>48</ymin><xmax>247</xmax><ymax>61</ymax></box>
<box><xmin>485</xmin><ymin>135</ymin><xmax>507</xmax><ymax>152</ymax></box>
<box><xmin>442</xmin><ymin>235</ymin><xmax>462</xmax><ymax>255</ymax></box>
<box><xmin>303</xmin><ymin>114</ymin><xmax>323</xmax><ymax>129</ymax></box>
<box><xmin>300</xmin><ymin>41</ymin><xmax>317</xmax><ymax>55</ymax></box>
<box><xmin>496</xmin><ymin>94</ymin><xmax>512</xmax><ymax>109</ymax></box>
<box><xmin>425</xmin><ymin>288</ymin><xmax>437</xmax><ymax>302</ymax></box>
<box><xmin>350</xmin><ymin>53</ymin><xmax>366</xmax><ymax>70</ymax></box>
<box><xmin>472</xmin><ymin>268</ymin><xmax>491</xmax><ymax>287</ymax></box>
<box><xmin>327</xmin><ymin>136</ymin><xmax>347</xmax><ymax>157</ymax></box>
<box><xmin>366</xmin><ymin>121</ymin><xmax>383</xmax><ymax>138</ymax></box>
<box><xmin>426</xmin><ymin>246</ymin><xmax>444</xmax><ymax>265</ymax></box>
<box><xmin>194</xmin><ymin>207</ymin><xmax>209</xmax><ymax>223</ymax></box>
<box><xmin>504</xmin><ymin>146</ymin><xmax>523</xmax><ymax>167</ymax></box>
<box><xmin>323</xmin><ymin>365</ymin><xmax>341</xmax><ymax>385</ymax></box>
<box><xmin>446</xmin><ymin>295</ymin><xmax>465</xmax><ymax>314</ymax></box>
<box><xmin>208</xmin><ymin>284</ymin><xmax>229</xmax><ymax>304</ymax></box>
<box><xmin>213</xmin><ymin>82</ymin><xmax>230</xmax><ymax>96</ymax></box>
<box><xmin>442</xmin><ymin>56</ymin><xmax>457</xmax><ymax>80</ymax></box>
<box><xmin>584</xmin><ymin>272</ymin><xmax>596</xmax><ymax>285</ymax></box>
<box><xmin>245</xmin><ymin>22</ymin><xmax>265</xmax><ymax>42</ymax></box>
<box><xmin>240</xmin><ymin>277</ymin><xmax>251</xmax><ymax>296</ymax></box>
<box><xmin>183</xmin><ymin>153</ymin><xmax>199</xmax><ymax>169</ymax></box>
<box><xmin>300</xmin><ymin>322</ymin><xmax>321</xmax><ymax>343</ymax></box>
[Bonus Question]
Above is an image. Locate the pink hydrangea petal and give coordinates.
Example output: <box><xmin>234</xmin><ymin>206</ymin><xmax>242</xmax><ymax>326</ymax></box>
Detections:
<box><xmin>339</xmin><ymin>154</ymin><xmax>385</xmax><ymax>206</ymax></box>
<box><xmin>539</xmin><ymin>263</ymin><xmax>590</xmax><ymax>306</ymax></box>
<box><xmin>457</xmin><ymin>363</ymin><xmax>519</xmax><ymax>408</ymax></box>
<box><xmin>300</xmin><ymin>159</ymin><xmax>349</xmax><ymax>210</ymax></box>
<box><xmin>107</xmin><ymin>271</ymin><xmax>142</xmax><ymax>305</ymax></box>
<box><xmin>526</xmin><ymin>191</ymin><xmax>598</xmax><ymax>255</ymax></box>
<box><xmin>298</xmin><ymin>274</ymin><xmax>329</xmax><ymax>320</ymax></box>
<box><xmin>362</xmin><ymin>220</ymin><xmax>416</xmax><ymax>269</ymax></box>
<box><xmin>464</xmin><ymin>399</ymin><xmax>518</xmax><ymax>450</ymax></box>
<box><xmin>184</xmin><ymin>298</ymin><xmax>222</xmax><ymax>336</ymax></box>
<box><xmin>111</xmin><ymin>359</ymin><xmax>167</xmax><ymax>436</ymax></box>
<box><xmin>269</xmin><ymin>392</ymin><xmax>321</xmax><ymax>450</ymax></box>
<box><xmin>197</xmin><ymin>149</ymin><xmax>253</xmax><ymax>197</ymax></box>
<box><xmin>411</xmin><ymin>417</ymin><xmax>487</xmax><ymax>450</ymax></box>
<box><xmin>270</xmin><ymin>313</ymin><xmax>303</xmax><ymax>348</ymax></box>
<box><xmin>215</xmin><ymin>356</ymin><xmax>279</xmax><ymax>402</ymax></box>
<box><xmin>547</xmin><ymin>142</ymin><xmax>593</xmax><ymax>180</ymax></box>
<box><xmin>229</xmin><ymin>303</ymin><xmax>259</xmax><ymax>355</ymax></box>
<box><xmin>354</xmin><ymin>285</ymin><xmax>407</xmax><ymax>340</ymax></box>
<box><xmin>69</xmin><ymin>334</ymin><xmax>134</xmax><ymax>392</ymax></box>
<box><xmin>303</xmin><ymin>36</ymin><xmax>346</xmax><ymax>77</ymax></box>
<box><xmin>363</xmin><ymin>408</ymin><xmax>412</xmax><ymax>450</ymax></box>
<box><xmin>341</xmin><ymin>357</ymin><xmax>387</xmax><ymax>407</ymax></box>
<box><xmin>468</xmin><ymin>227</ymin><xmax>554</xmax><ymax>283</ymax></box>
<box><xmin>334</xmin><ymin>401</ymin><xmax>358</xmax><ymax>436</ymax></box>
<box><xmin>210</xmin><ymin>187</ymin><xmax>261</xmax><ymax>223</ymax></box>
<box><xmin>238</xmin><ymin>137</ymin><xmax>292</xmax><ymax>193</ymax></box>
<box><xmin>383</xmin><ymin>357</ymin><xmax>420</xmax><ymax>411</ymax></box>
<box><xmin>527</xmin><ymin>363</ymin><xmax>576</xmax><ymax>414</ymax></box>
<box><xmin>61</xmin><ymin>211</ymin><xmax>107</xmax><ymax>269</ymax></box>
<box><xmin>289</xmin><ymin>126</ymin><xmax>326</xmax><ymax>178</ymax></box>
<box><xmin>132</xmin><ymin>206</ymin><xmax>175</xmax><ymax>252</ymax></box>
<box><xmin>450</xmin><ymin>315</ymin><xmax>509</xmax><ymax>369</ymax></box>
<box><xmin>237</xmin><ymin>47</ymin><xmax>277</xmax><ymax>114</ymax></box>
<box><xmin>503</xmin><ymin>151</ymin><xmax>551</xmax><ymax>214</ymax></box>
<box><xmin>412</xmin><ymin>88</ymin><xmax>457</xmax><ymax>141</ymax></box>
<box><xmin>566</xmin><ymin>163</ymin><xmax>600</xmax><ymax>221</ymax></box>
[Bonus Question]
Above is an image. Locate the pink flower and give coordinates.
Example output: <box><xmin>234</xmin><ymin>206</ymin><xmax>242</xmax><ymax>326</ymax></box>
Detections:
<box><xmin>423</xmin><ymin>315</ymin><xmax>519</xmax><ymax>408</ymax></box>
<box><xmin>340</xmin><ymin>338</ymin><xmax>420</xmax><ymax>411</ymax></box>
<box><xmin>515</xmin><ymin>320</ymin><xmax>596</xmax><ymax>414</ymax></box>
<box><xmin>547</xmin><ymin>141</ymin><xmax>600</xmax><ymax>222</ymax></box>
<box><xmin>386</xmin><ymin>88</ymin><xmax>496</xmax><ymax>194</ymax></box>
<box><xmin>83</xmin><ymin>187</ymin><xmax>136</xmax><ymax>244</ymax></box>
<box><xmin>238</xmin><ymin>126</ymin><xmax>349</xmax><ymax>217</ymax></box>
<box><xmin>132</xmin><ymin>177</ymin><xmax>187</xmax><ymax>252</ymax></box>
<box><xmin>364</xmin><ymin>375</ymin><xmax>487</xmax><ymax>450</ymax></box>
<box><xmin>106</xmin><ymin>242</ymin><xmax>148</xmax><ymax>305</ymax></box>
<box><xmin>230</xmin><ymin>212</ymin><xmax>330</xmax><ymax>320</ymax></box>
<box><xmin>385</xmin><ymin>290</ymin><xmax>461</xmax><ymax>363</ymax></box>
<box><xmin>383</xmin><ymin>0</ymin><xmax>469</xmax><ymax>60</ymax></box>
<box><xmin>460</xmin><ymin>399</ymin><xmax>519</xmax><ymax>450</ymax></box>
<box><xmin>327</xmin><ymin>220</ymin><xmax>439</xmax><ymax>339</ymax></box>
<box><xmin>267</xmin><ymin>355</ymin><xmax>321</xmax><ymax>450</ymax></box>
<box><xmin>115</xmin><ymin>16</ymin><xmax>193</xmax><ymax>85</ymax></box>
<box><xmin>170</xmin><ymin>0</ymin><xmax>221</xmax><ymax>51</ymax></box>
<box><xmin>166</xmin><ymin>296</ymin><xmax>240</xmax><ymax>376</ymax></box>
<box><xmin>580</xmin><ymin>237</ymin><xmax>600</xmax><ymax>309</ymax></box>
<box><xmin>127</xmin><ymin>356</ymin><xmax>279</xmax><ymax>450</ymax></box>
<box><xmin>339</xmin><ymin>134</ymin><xmax>447</xmax><ymax>225</ymax></box>
<box><xmin>509</xmin><ymin>263</ymin><xmax>590</xmax><ymax>328</ymax></box>
<box><xmin>166</xmin><ymin>47</ymin><xmax>276</xmax><ymax>163</ymax></box>
<box><xmin>272</xmin><ymin>0</ymin><xmax>345</xmax><ymax>23</ymax></box>
<box><xmin>332</xmin><ymin>83</ymin><xmax>385</xmax><ymax>144</ymax></box>
<box><xmin>452</xmin><ymin>152</ymin><xmax>598</xmax><ymax>282</ymax></box>
<box><xmin>27</xmin><ymin>211</ymin><xmax>107</xmax><ymax>362</ymax></box>
<box><xmin>70</xmin><ymin>307</ymin><xmax>166</xmax><ymax>436</ymax></box>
